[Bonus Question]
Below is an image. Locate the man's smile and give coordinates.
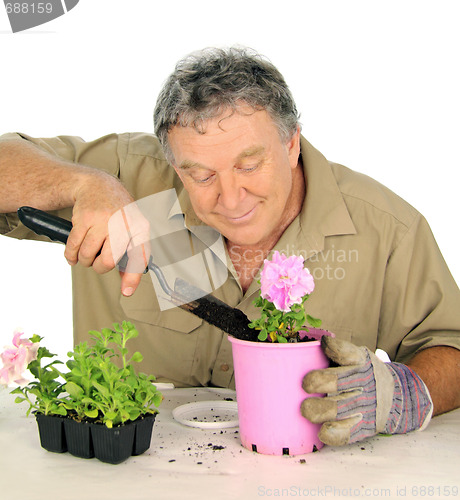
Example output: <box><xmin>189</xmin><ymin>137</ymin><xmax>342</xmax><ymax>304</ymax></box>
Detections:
<box><xmin>220</xmin><ymin>205</ymin><xmax>258</xmax><ymax>223</ymax></box>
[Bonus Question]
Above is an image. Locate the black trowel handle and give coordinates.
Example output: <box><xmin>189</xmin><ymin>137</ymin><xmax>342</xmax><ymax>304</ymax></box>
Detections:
<box><xmin>18</xmin><ymin>206</ymin><xmax>72</xmax><ymax>244</ymax></box>
<box><xmin>17</xmin><ymin>206</ymin><xmax>130</xmax><ymax>270</ymax></box>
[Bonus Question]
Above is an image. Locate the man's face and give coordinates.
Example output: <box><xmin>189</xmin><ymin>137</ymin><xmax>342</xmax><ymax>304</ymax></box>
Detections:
<box><xmin>168</xmin><ymin>106</ymin><xmax>301</xmax><ymax>248</ymax></box>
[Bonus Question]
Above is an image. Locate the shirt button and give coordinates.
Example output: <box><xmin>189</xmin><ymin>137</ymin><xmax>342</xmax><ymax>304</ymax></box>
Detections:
<box><xmin>220</xmin><ymin>363</ymin><xmax>230</xmax><ymax>372</ymax></box>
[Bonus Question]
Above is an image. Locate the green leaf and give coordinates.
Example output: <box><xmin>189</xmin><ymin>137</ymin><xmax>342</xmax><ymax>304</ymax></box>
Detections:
<box><xmin>125</xmin><ymin>376</ymin><xmax>138</xmax><ymax>389</ymax></box>
<box><xmin>127</xmin><ymin>408</ymin><xmax>141</xmax><ymax>421</ymax></box>
<box><xmin>52</xmin><ymin>405</ymin><xmax>68</xmax><ymax>417</ymax></box>
<box><xmin>84</xmin><ymin>408</ymin><xmax>99</xmax><ymax>419</ymax></box>
<box><xmin>65</xmin><ymin>382</ymin><xmax>84</xmax><ymax>399</ymax></box>
<box><xmin>71</xmin><ymin>367</ymin><xmax>83</xmax><ymax>377</ymax></box>
<box><xmin>130</xmin><ymin>352</ymin><xmax>143</xmax><ymax>363</ymax></box>
<box><xmin>124</xmin><ymin>325</ymin><xmax>139</xmax><ymax>341</ymax></box>
<box><xmin>101</xmin><ymin>328</ymin><xmax>114</xmax><ymax>339</ymax></box>
<box><xmin>112</xmin><ymin>333</ymin><xmax>122</xmax><ymax>345</ymax></box>
<box><xmin>30</xmin><ymin>334</ymin><xmax>42</xmax><ymax>343</ymax></box>
<box><xmin>89</xmin><ymin>329</ymin><xmax>103</xmax><ymax>341</ymax></box>
<box><xmin>92</xmin><ymin>381</ymin><xmax>110</xmax><ymax>399</ymax></box>
<box><xmin>105</xmin><ymin>410</ymin><xmax>117</xmax><ymax>420</ymax></box>
<box><xmin>306</xmin><ymin>315</ymin><xmax>322</xmax><ymax>328</ymax></box>
<box><xmin>153</xmin><ymin>393</ymin><xmax>163</xmax><ymax>407</ymax></box>
<box><xmin>258</xmin><ymin>330</ymin><xmax>268</xmax><ymax>341</ymax></box>
<box><xmin>39</xmin><ymin>346</ymin><xmax>57</xmax><ymax>358</ymax></box>
<box><xmin>293</xmin><ymin>311</ymin><xmax>305</xmax><ymax>321</ymax></box>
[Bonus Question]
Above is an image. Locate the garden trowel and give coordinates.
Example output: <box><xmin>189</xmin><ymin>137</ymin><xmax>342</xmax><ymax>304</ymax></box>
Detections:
<box><xmin>17</xmin><ymin>206</ymin><xmax>256</xmax><ymax>341</ymax></box>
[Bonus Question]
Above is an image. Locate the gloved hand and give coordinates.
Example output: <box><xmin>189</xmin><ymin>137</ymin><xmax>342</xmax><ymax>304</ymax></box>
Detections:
<box><xmin>301</xmin><ymin>336</ymin><xmax>433</xmax><ymax>446</ymax></box>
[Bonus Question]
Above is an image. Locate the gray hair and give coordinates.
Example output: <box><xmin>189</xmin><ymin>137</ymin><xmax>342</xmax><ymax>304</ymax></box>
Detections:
<box><xmin>154</xmin><ymin>47</ymin><xmax>300</xmax><ymax>164</ymax></box>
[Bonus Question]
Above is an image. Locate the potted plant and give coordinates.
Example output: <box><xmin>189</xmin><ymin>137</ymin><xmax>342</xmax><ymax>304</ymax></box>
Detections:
<box><xmin>62</xmin><ymin>322</ymin><xmax>162</xmax><ymax>462</ymax></box>
<box><xmin>228</xmin><ymin>251</ymin><xmax>332</xmax><ymax>456</ymax></box>
<box><xmin>0</xmin><ymin>321</ymin><xmax>162</xmax><ymax>464</ymax></box>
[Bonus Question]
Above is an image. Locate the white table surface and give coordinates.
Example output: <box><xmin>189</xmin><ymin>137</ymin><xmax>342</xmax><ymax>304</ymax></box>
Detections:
<box><xmin>1</xmin><ymin>386</ymin><xmax>459</xmax><ymax>500</ymax></box>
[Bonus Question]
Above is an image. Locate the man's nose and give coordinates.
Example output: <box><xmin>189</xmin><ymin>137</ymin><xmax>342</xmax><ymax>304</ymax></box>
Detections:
<box><xmin>217</xmin><ymin>175</ymin><xmax>246</xmax><ymax>210</ymax></box>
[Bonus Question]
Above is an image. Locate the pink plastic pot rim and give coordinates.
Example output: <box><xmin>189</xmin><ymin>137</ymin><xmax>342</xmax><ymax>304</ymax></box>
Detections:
<box><xmin>228</xmin><ymin>328</ymin><xmax>333</xmax><ymax>348</ymax></box>
<box><xmin>228</xmin><ymin>335</ymin><xmax>321</xmax><ymax>348</ymax></box>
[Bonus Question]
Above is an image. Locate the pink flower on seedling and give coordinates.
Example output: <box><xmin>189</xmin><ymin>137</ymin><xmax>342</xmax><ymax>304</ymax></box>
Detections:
<box><xmin>260</xmin><ymin>251</ymin><xmax>314</xmax><ymax>312</ymax></box>
<box><xmin>0</xmin><ymin>330</ymin><xmax>39</xmax><ymax>386</ymax></box>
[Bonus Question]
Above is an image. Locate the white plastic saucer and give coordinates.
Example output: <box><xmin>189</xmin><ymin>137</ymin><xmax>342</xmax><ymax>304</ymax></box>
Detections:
<box><xmin>172</xmin><ymin>400</ymin><xmax>239</xmax><ymax>429</ymax></box>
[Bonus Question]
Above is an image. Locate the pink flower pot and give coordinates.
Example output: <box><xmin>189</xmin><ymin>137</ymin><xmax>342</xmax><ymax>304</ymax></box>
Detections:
<box><xmin>228</xmin><ymin>328</ymin><xmax>332</xmax><ymax>456</ymax></box>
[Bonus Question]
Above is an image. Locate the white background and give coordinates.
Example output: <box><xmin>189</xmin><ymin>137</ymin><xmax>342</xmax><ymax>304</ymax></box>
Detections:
<box><xmin>1</xmin><ymin>0</ymin><xmax>459</xmax><ymax>360</ymax></box>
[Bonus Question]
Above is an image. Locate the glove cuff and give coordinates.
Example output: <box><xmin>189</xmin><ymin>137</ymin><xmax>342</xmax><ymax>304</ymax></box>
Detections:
<box><xmin>385</xmin><ymin>362</ymin><xmax>433</xmax><ymax>434</ymax></box>
<box><xmin>368</xmin><ymin>350</ymin><xmax>395</xmax><ymax>433</ymax></box>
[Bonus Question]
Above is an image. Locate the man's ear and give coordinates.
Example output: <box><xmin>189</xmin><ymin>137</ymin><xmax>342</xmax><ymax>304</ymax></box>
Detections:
<box><xmin>286</xmin><ymin>126</ymin><xmax>301</xmax><ymax>169</ymax></box>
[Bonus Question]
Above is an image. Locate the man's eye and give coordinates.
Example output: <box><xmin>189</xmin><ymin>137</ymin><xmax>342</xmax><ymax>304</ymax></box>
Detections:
<box><xmin>193</xmin><ymin>173</ymin><xmax>214</xmax><ymax>184</ymax></box>
<box><xmin>240</xmin><ymin>163</ymin><xmax>260</xmax><ymax>173</ymax></box>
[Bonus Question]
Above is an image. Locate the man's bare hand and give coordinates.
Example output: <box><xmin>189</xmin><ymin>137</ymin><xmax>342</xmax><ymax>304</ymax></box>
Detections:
<box><xmin>64</xmin><ymin>173</ymin><xmax>147</xmax><ymax>296</ymax></box>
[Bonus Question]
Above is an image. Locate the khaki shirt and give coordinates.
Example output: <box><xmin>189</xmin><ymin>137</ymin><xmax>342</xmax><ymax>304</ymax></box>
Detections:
<box><xmin>2</xmin><ymin>132</ymin><xmax>460</xmax><ymax>387</ymax></box>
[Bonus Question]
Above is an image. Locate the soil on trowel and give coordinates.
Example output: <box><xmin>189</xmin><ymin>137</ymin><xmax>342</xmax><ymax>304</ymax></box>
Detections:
<box><xmin>190</xmin><ymin>296</ymin><xmax>258</xmax><ymax>342</ymax></box>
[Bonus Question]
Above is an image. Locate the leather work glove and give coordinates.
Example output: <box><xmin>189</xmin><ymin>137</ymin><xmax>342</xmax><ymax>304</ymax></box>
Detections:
<box><xmin>301</xmin><ymin>336</ymin><xmax>433</xmax><ymax>446</ymax></box>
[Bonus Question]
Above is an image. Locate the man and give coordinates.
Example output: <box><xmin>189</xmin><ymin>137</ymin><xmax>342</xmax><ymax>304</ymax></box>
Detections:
<box><xmin>1</xmin><ymin>47</ymin><xmax>460</xmax><ymax>446</ymax></box>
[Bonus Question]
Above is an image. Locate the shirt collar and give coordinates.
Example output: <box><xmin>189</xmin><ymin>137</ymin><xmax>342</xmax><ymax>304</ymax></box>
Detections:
<box><xmin>296</xmin><ymin>135</ymin><xmax>356</xmax><ymax>252</ymax></box>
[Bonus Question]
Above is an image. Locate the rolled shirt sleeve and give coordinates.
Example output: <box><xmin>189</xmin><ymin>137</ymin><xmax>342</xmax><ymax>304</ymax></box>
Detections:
<box><xmin>379</xmin><ymin>213</ymin><xmax>460</xmax><ymax>363</ymax></box>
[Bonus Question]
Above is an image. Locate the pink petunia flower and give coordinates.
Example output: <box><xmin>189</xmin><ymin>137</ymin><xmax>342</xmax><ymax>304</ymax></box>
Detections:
<box><xmin>0</xmin><ymin>330</ymin><xmax>39</xmax><ymax>386</ymax></box>
<box><xmin>260</xmin><ymin>251</ymin><xmax>315</xmax><ymax>312</ymax></box>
